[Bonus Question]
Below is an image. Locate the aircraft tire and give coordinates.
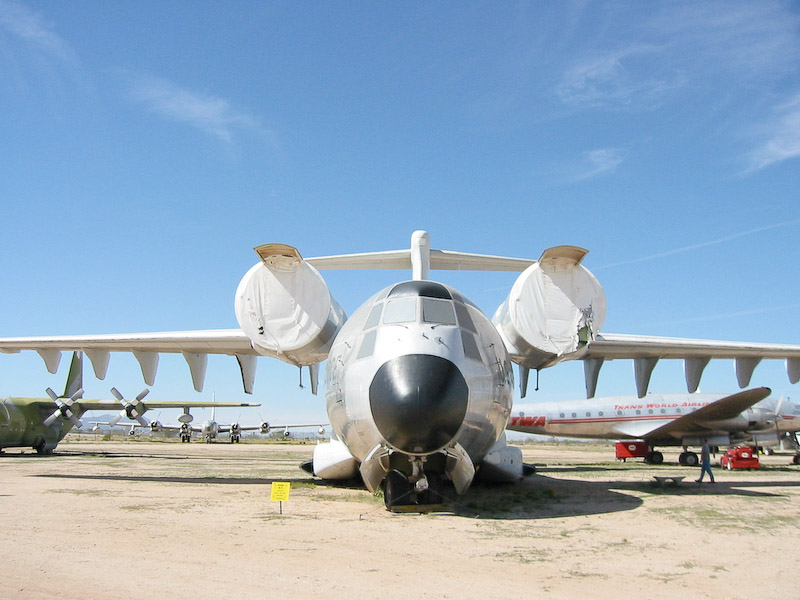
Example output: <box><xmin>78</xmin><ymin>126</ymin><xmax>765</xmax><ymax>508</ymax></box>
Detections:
<box><xmin>384</xmin><ymin>470</ymin><xmax>413</xmax><ymax>511</ymax></box>
<box><xmin>645</xmin><ymin>451</ymin><xmax>664</xmax><ymax>465</ymax></box>
<box><xmin>684</xmin><ymin>452</ymin><xmax>699</xmax><ymax>467</ymax></box>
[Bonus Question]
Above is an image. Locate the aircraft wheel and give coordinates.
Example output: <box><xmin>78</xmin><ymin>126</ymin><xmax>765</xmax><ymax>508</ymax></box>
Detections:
<box><xmin>678</xmin><ymin>452</ymin><xmax>686</xmax><ymax>465</ymax></box>
<box><xmin>645</xmin><ymin>451</ymin><xmax>664</xmax><ymax>465</ymax></box>
<box><xmin>384</xmin><ymin>470</ymin><xmax>413</xmax><ymax>511</ymax></box>
<box><xmin>684</xmin><ymin>452</ymin><xmax>699</xmax><ymax>467</ymax></box>
<box><xmin>416</xmin><ymin>473</ymin><xmax>439</xmax><ymax>505</ymax></box>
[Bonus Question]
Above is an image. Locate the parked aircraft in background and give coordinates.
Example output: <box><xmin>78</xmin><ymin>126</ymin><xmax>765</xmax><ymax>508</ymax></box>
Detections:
<box><xmin>0</xmin><ymin>353</ymin><xmax>259</xmax><ymax>454</ymax></box>
<box><xmin>508</xmin><ymin>387</ymin><xmax>800</xmax><ymax>464</ymax></box>
<box><xmin>2</xmin><ymin>231</ymin><xmax>800</xmax><ymax>510</ymax></box>
<box><xmin>106</xmin><ymin>416</ymin><xmax>327</xmax><ymax>443</ymax></box>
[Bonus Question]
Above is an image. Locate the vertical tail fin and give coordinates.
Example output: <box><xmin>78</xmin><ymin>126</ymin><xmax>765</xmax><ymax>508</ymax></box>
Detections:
<box><xmin>62</xmin><ymin>352</ymin><xmax>83</xmax><ymax>399</ymax></box>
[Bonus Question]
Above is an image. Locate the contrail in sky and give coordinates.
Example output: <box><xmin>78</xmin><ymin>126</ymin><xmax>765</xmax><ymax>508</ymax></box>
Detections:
<box><xmin>595</xmin><ymin>219</ymin><xmax>800</xmax><ymax>270</ymax></box>
<box><xmin>656</xmin><ymin>303</ymin><xmax>800</xmax><ymax>326</ymax></box>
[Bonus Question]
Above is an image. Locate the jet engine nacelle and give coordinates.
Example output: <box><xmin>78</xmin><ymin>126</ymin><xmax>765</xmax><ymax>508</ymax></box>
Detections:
<box><xmin>493</xmin><ymin>245</ymin><xmax>606</xmax><ymax>370</ymax></box>
<box><xmin>235</xmin><ymin>243</ymin><xmax>346</xmax><ymax>366</ymax></box>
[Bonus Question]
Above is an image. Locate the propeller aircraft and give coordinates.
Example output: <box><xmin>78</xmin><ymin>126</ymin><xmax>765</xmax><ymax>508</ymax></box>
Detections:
<box><xmin>0</xmin><ymin>352</ymin><xmax>259</xmax><ymax>454</ymax></box>
<box><xmin>509</xmin><ymin>387</ymin><xmax>800</xmax><ymax>465</ymax></box>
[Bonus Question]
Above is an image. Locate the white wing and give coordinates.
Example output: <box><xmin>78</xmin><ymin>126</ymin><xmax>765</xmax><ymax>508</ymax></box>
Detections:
<box><xmin>0</xmin><ymin>329</ymin><xmax>257</xmax><ymax>393</ymax></box>
<box><xmin>582</xmin><ymin>333</ymin><xmax>800</xmax><ymax>398</ymax></box>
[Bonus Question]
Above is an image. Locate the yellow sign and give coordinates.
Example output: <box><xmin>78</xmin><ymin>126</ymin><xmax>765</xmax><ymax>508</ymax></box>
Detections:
<box><xmin>271</xmin><ymin>481</ymin><xmax>291</xmax><ymax>502</ymax></box>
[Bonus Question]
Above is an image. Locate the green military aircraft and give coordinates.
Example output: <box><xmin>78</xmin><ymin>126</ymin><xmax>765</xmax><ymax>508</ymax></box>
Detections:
<box><xmin>0</xmin><ymin>352</ymin><xmax>259</xmax><ymax>454</ymax></box>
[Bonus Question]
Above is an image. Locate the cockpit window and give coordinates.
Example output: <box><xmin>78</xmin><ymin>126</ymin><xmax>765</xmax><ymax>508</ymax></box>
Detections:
<box><xmin>454</xmin><ymin>302</ymin><xmax>475</xmax><ymax>332</ymax></box>
<box><xmin>461</xmin><ymin>330</ymin><xmax>482</xmax><ymax>360</ymax></box>
<box><xmin>421</xmin><ymin>298</ymin><xmax>456</xmax><ymax>325</ymax></box>
<box><xmin>356</xmin><ymin>330</ymin><xmax>377</xmax><ymax>359</ymax></box>
<box><xmin>383</xmin><ymin>298</ymin><xmax>417</xmax><ymax>324</ymax></box>
<box><xmin>363</xmin><ymin>303</ymin><xmax>382</xmax><ymax>330</ymax></box>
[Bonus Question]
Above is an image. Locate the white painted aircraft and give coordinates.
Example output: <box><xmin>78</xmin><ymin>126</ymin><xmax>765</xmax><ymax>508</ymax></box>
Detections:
<box><xmin>2</xmin><ymin>231</ymin><xmax>800</xmax><ymax>510</ymax></box>
<box><xmin>149</xmin><ymin>409</ymin><xmax>325</xmax><ymax>443</ymax></box>
<box><xmin>508</xmin><ymin>387</ymin><xmax>800</xmax><ymax>465</ymax></box>
<box><xmin>104</xmin><ymin>416</ymin><xmax>324</xmax><ymax>443</ymax></box>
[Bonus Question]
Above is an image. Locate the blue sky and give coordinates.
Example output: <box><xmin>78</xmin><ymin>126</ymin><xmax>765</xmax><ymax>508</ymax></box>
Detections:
<box><xmin>1</xmin><ymin>1</ymin><xmax>799</xmax><ymax>427</ymax></box>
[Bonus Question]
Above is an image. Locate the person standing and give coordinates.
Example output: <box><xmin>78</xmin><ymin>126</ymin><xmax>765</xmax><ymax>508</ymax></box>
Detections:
<box><xmin>696</xmin><ymin>438</ymin><xmax>715</xmax><ymax>483</ymax></box>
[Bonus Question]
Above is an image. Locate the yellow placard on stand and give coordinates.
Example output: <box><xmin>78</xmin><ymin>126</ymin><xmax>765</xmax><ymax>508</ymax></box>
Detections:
<box><xmin>271</xmin><ymin>482</ymin><xmax>291</xmax><ymax>502</ymax></box>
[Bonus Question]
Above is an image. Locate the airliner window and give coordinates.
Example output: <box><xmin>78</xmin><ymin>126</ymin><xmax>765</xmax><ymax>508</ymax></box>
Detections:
<box><xmin>357</xmin><ymin>330</ymin><xmax>377</xmax><ymax>359</ymax></box>
<box><xmin>364</xmin><ymin>303</ymin><xmax>382</xmax><ymax>330</ymax></box>
<box><xmin>454</xmin><ymin>302</ymin><xmax>475</xmax><ymax>332</ymax></box>
<box><xmin>421</xmin><ymin>298</ymin><xmax>456</xmax><ymax>325</ymax></box>
<box><xmin>383</xmin><ymin>298</ymin><xmax>417</xmax><ymax>324</ymax></box>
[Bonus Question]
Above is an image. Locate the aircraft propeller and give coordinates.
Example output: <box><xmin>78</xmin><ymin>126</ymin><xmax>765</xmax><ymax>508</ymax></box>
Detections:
<box><xmin>259</xmin><ymin>414</ymin><xmax>270</xmax><ymax>434</ymax></box>
<box><xmin>108</xmin><ymin>387</ymin><xmax>150</xmax><ymax>427</ymax></box>
<box><xmin>149</xmin><ymin>412</ymin><xmax>162</xmax><ymax>432</ymax></box>
<box><xmin>43</xmin><ymin>387</ymin><xmax>85</xmax><ymax>428</ymax></box>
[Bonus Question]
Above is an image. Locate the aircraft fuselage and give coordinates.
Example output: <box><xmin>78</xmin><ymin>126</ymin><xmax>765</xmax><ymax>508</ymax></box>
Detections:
<box><xmin>510</xmin><ymin>393</ymin><xmax>800</xmax><ymax>447</ymax></box>
<box><xmin>324</xmin><ymin>280</ymin><xmax>514</xmax><ymax>491</ymax></box>
<box><xmin>0</xmin><ymin>397</ymin><xmax>80</xmax><ymax>453</ymax></box>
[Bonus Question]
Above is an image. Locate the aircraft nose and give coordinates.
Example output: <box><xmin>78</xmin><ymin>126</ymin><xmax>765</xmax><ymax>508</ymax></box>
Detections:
<box><xmin>369</xmin><ymin>354</ymin><xmax>469</xmax><ymax>454</ymax></box>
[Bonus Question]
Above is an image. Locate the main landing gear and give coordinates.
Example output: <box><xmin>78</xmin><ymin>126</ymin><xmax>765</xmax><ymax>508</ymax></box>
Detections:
<box><xmin>678</xmin><ymin>451</ymin><xmax>699</xmax><ymax>466</ymax></box>
<box><xmin>644</xmin><ymin>450</ymin><xmax>664</xmax><ymax>464</ymax></box>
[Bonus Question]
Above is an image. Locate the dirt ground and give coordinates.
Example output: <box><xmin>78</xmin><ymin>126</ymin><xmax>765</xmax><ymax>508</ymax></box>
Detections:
<box><xmin>1</xmin><ymin>439</ymin><xmax>798</xmax><ymax>600</ymax></box>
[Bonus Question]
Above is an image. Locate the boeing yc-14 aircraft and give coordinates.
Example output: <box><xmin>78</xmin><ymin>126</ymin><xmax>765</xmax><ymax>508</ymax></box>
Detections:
<box><xmin>2</xmin><ymin>231</ymin><xmax>800</xmax><ymax>510</ymax></box>
<box><xmin>509</xmin><ymin>387</ymin><xmax>800</xmax><ymax>465</ymax></box>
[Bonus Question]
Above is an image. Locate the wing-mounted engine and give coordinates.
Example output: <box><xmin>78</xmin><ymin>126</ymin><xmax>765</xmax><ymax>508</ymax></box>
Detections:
<box><xmin>235</xmin><ymin>243</ymin><xmax>347</xmax><ymax>369</ymax></box>
<box><xmin>493</xmin><ymin>246</ymin><xmax>606</xmax><ymax>385</ymax></box>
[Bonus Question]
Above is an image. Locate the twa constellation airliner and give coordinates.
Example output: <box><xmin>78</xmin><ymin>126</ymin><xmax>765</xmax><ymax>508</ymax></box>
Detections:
<box><xmin>2</xmin><ymin>231</ymin><xmax>800</xmax><ymax>510</ymax></box>
<box><xmin>509</xmin><ymin>388</ymin><xmax>800</xmax><ymax>465</ymax></box>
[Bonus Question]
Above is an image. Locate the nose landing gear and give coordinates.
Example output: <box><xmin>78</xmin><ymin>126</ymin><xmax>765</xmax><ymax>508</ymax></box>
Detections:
<box><xmin>382</xmin><ymin>458</ymin><xmax>450</xmax><ymax>512</ymax></box>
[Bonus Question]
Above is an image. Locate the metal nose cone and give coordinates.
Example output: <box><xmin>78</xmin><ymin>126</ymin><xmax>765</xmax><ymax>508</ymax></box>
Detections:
<box><xmin>369</xmin><ymin>354</ymin><xmax>469</xmax><ymax>454</ymax></box>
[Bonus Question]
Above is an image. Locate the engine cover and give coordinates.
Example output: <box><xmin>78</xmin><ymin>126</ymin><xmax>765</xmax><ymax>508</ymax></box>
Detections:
<box><xmin>235</xmin><ymin>243</ymin><xmax>346</xmax><ymax>366</ymax></box>
<box><xmin>493</xmin><ymin>245</ymin><xmax>606</xmax><ymax>369</ymax></box>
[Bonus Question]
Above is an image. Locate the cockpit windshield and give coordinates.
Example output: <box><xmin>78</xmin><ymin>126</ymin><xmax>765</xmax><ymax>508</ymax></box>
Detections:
<box><xmin>421</xmin><ymin>298</ymin><xmax>456</xmax><ymax>325</ymax></box>
<box><xmin>383</xmin><ymin>297</ymin><xmax>417</xmax><ymax>324</ymax></box>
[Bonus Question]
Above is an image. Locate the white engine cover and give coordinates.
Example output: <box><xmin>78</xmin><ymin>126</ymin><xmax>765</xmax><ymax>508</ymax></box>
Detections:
<box><xmin>235</xmin><ymin>245</ymin><xmax>346</xmax><ymax>366</ymax></box>
<box><xmin>493</xmin><ymin>246</ymin><xmax>606</xmax><ymax>369</ymax></box>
